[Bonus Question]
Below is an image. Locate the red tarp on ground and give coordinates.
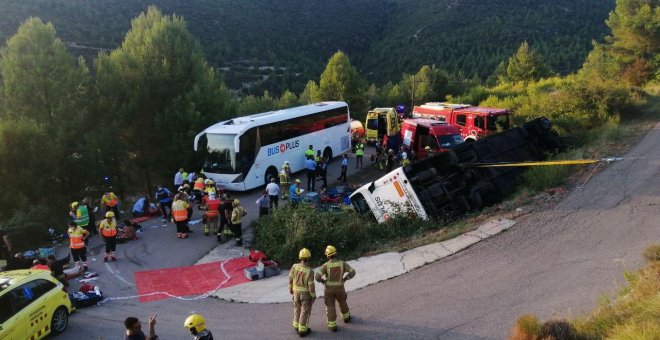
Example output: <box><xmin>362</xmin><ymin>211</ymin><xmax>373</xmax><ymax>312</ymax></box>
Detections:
<box><xmin>133</xmin><ymin>257</ymin><xmax>253</xmax><ymax>303</ymax></box>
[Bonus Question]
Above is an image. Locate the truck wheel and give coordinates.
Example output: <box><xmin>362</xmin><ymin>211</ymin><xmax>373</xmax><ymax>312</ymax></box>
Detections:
<box><xmin>323</xmin><ymin>147</ymin><xmax>333</xmax><ymax>163</ymax></box>
<box><xmin>265</xmin><ymin>166</ymin><xmax>278</xmax><ymax>185</ymax></box>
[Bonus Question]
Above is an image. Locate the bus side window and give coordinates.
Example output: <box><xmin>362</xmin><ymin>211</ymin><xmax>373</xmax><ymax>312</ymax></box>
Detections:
<box><xmin>456</xmin><ymin>114</ymin><xmax>466</xmax><ymax>126</ymax></box>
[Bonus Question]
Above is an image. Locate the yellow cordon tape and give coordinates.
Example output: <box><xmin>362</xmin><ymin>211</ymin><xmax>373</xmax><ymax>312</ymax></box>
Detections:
<box><xmin>471</xmin><ymin>159</ymin><xmax>601</xmax><ymax>167</ymax></box>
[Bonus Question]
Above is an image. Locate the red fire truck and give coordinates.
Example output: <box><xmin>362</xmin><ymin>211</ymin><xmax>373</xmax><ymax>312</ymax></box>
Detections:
<box><xmin>401</xmin><ymin>119</ymin><xmax>462</xmax><ymax>159</ymax></box>
<box><xmin>412</xmin><ymin>103</ymin><xmax>510</xmax><ymax>141</ymax></box>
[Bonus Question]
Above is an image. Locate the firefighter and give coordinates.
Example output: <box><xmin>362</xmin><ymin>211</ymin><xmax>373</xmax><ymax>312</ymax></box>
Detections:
<box><xmin>184</xmin><ymin>314</ymin><xmax>214</xmax><ymax>340</ymax></box>
<box><xmin>67</xmin><ymin>221</ymin><xmax>90</xmax><ymax>270</ymax></box>
<box><xmin>425</xmin><ymin>145</ymin><xmax>435</xmax><ymax>158</ymax></box>
<box><xmin>289</xmin><ymin>248</ymin><xmax>316</xmax><ymax>337</ymax></box>
<box><xmin>315</xmin><ymin>245</ymin><xmax>356</xmax><ymax>331</ymax></box>
<box><xmin>203</xmin><ymin>194</ymin><xmax>220</xmax><ymax>236</ymax></box>
<box><xmin>279</xmin><ymin>162</ymin><xmax>291</xmax><ymax>200</ymax></box>
<box><xmin>230</xmin><ymin>199</ymin><xmax>246</xmax><ymax>246</ymax></box>
<box><xmin>99</xmin><ymin>211</ymin><xmax>118</xmax><ymax>262</ymax></box>
<box><xmin>172</xmin><ymin>193</ymin><xmax>190</xmax><ymax>239</ymax></box>
<box><xmin>193</xmin><ymin>177</ymin><xmax>205</xmax><ymax>203</ymax></box>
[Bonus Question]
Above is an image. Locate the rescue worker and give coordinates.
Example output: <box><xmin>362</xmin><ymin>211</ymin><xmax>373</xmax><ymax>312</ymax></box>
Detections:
<box><xmin>315</xmin><ymin>150</ymin><xmax>322</xmax><ymax>179</ymax></box>
<box><xmin>425</xmin><ymin>145</ymin><xmax>434</xmax><ymax>158</ymax></box>
<box><xmin>337</xmin><ymin>154</ymin><xmax>348</xmax><ymax>183</ymax></box>
<box><xmin>219</xmin><ymin>194</ymin><xmax>234</xmax><ymax>242</ymax></box>
<box><xmin>289</xmin><ymin>179</ymin><xmax>302</xmax><ymax>208</ymax></box>
<box><xmin>386</xmin><ymin>149</ymin><xmax>395</xmax><ymax>172</ymax></box>
<box><xmin>174</xmin><ymin>168</ymin><xmax>185</xmax><ymax>188</ymax></box>
<box><xmin>72</xmin><ymin>201</ymin><xmax>92</xmax><ymax>239</ymax></box>
<box><xmin>67</xmin><ymin>221</ymin><xmax>90</xmax><ymax>270</ymax></box>
<box><xmin>155</xmin><ymin>185</ymin><xmax>173</xmax><ymax>219</ymax></box>
<box><xmin>266</xmin><ymin>177</ymin><xmax>280</xmax><ymax>209</ymax></box>
<box><xmin>99</xmin><ymin>211</ymin><xmax>118</xmax><ymax>262</ymax></box>
<box><xmin>82</xmin><ymin>197</ymin><xmax>97</xmax><ymax>235</ymax></box>
<box><xmin>205</xmin><ymin>179</ymin><xmax>217</xmax><ymax>197</ymax></box>
<box><xmin>305</xmin><ymin>145</ymin><xmax>315</xmax><ymax>159</ymax></box>
<box><xmin>101</xmin><ymin>191</ymin><xmax>120</xmax><ymax>217</ymax></box>
<box><xmin>172</xmin><ymin>193</ymin><xmax>190</xmax><ymax>239</ymax></box>
<box><xmin>193</xmin><ymin>177</ymin><xmax>205</xmax><ymax>203</ymax></box>
<box><xmin>289</xmin><ymin>248</ymin><xmax>316</xmax><ymax>337</ymax></box>
<box><xmin>305</xmin><ymin>156</ymin><xmax>316</xmax><ymax>191</ymax></box>
<box><xmin>184</xmin><ymin>314</ymin><xmax>214</xmax><ymax>340</ymax></box>
<box><xmin>230</xmin><ymin>199</ymin><xmax>246</xmax><ymax>246</ymax></box>
<box><xmin>279</xmin><ymin>162</ymin><xmax>291</xmax><ymax>200</ymax></box>
<box><xmin>355</xmin><ymin>140</ymin><xmax>365</xmax><ymax>168</ymax></box>
<box><xmin>315</xmin><ymin>245</ymin><xmax>356</xmax><ymax>331</ymax></box>
<box><xmin>256</xmin><ymin>190</ymin><xmax>270</xmax><ymax>216</ymax></box>
<box><xmin>319</xmin><ymin>157</ymin><xmax>328</xmax><ymax>188</ymax></box>
<box><xmin>203</xmin><ymin>194</ymin><xmax>220</xmax><ymax>236</ymax></box>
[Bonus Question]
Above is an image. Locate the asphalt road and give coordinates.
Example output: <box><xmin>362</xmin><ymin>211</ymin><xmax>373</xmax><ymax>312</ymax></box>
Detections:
<box><xmin>59</xmin><ymin>124</ymin><xmax>660</xmax><ymax>340</ymax></box>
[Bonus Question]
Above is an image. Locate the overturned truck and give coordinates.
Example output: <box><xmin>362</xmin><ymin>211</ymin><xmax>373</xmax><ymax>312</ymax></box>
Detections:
<box><xmin>350</xmin><ymin>117</ymin><xmax>563</xmax><ymax>223</ymax></box>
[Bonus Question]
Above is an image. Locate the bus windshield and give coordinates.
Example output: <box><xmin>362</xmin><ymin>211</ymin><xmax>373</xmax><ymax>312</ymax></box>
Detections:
<box><xmin>201</xmin><ymin>134</ymin><xmax>239</xmax><ymax>173</ymax></box>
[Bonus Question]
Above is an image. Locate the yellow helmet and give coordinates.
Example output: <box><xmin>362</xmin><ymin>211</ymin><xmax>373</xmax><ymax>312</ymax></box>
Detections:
<box><xmin>233</xmin><ymin>199</ymin><xmax>240</xmax><ymax>205</ymax></box>
<box><xmin>70</xmin><ymin>202</ymin><xmax>79</xmax><ymax>209</ymax></box>
<box><xmin>325</xmin><ymin>245</ymin><xmax>337</xmax><ymax>257</ymax></box>
<box><xmin>425</xmin><ymin>146</ymin><xmax>431</xmax><ymax>150</ymax></box>
<box><xmin>184</xmin><ymin>314</ymin><xmax>206</xmax><ymax>334</ymax></box>
<box><xmin>299</xmin><ymin>248</ymin><xmax>311</xmax><ymax>260</ymax></box>
<box><xmin>105</xmin><ymin>211</ymin><xmax>115</xmax><ymax>218</ymax></box>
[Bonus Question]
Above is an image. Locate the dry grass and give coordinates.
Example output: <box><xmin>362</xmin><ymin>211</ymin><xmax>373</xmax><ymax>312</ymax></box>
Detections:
<box><xmin>509</xmin><ymin>244</ymin><xmax>660</xmax><ymax>340</ymax></box>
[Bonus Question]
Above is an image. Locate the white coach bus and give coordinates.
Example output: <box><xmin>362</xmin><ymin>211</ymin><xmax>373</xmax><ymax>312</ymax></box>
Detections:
<box><xmin>194</xmin><ymin>102</ymin><xmax>351</xmax><ymax>191</ymax></box>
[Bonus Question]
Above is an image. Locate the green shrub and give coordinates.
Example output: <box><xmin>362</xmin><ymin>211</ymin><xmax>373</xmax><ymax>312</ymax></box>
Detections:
<box><xmin>254</xmin><ymin>206</ymin><xmax>439</xmax><ymax>267</ymax></box>
<box><xmin>522</xmin><ymin>149</ymin><xmax>585</xmax><ymax>193</ymax></box>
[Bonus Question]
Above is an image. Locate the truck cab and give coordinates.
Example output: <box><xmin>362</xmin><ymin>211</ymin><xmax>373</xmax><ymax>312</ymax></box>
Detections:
<box><xmin>412</xmin><ymin>103</ymin><xmax>510</xmax><ymax>141</ymax></box>
<box><xmin>365</xmin><ymin>108</ymin><xmax>401</xmax><ymax>146</ymax></box>
<box><xmin>401</xmin><ymin>119</ymin><xmax>462</xmax><ymax>159</ymax></box>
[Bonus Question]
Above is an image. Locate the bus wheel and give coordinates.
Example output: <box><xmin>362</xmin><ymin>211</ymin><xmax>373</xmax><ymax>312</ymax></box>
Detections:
<box><xmin>265</xmin><ymin>166</ymin><xmax>278</xmax><ymax>185</ymax></box>
<box><xmin>323</xmin><ymin>147</ymin><xmax>333</xmax><ymax>163</ymax></box>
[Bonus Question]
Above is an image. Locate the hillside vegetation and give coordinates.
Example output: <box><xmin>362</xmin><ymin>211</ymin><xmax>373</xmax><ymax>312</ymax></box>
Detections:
<box><xmin>0</xmin><ymin>0</ymin><xmax>613</xmax><ymax>94</ymax></box>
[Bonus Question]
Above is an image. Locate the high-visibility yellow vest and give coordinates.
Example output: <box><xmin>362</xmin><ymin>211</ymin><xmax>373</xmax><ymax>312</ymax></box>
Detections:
<box><xmin>172</xmin><ymin>200</ymin><xmax>189</xmax><ymax>222</ymax></box>
<box><xmin>68</xmin><ymin>227</ymin><xmax>88</xmax><ymax>249</ymax></box>
<box><xmin>102</xmin><ymin>193</ymin><xmax>119</xmax><ymax>207</ymax></box>
<box><xmin>99</xmin><ymin>219</ymin><xmax>118</xmax><ymax>237</ymax></box>
<box><xmin>356</xmin><ymin>144</ymin><xmax>365</xmax><ymax>156</ymax></box>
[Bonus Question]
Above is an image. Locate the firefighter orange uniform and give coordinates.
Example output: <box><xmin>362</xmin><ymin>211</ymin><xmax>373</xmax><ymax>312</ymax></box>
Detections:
<box><xmin>99</xmin><ymin>211</ymin><xmax>118</xmax><ymax>261</ymax></box>
<box><xmin>68</xmin><ymin>221</ymin><xmax>90</xmax><ymax>270</ymax></box>
<box><xmin>172</xmin><ymin>197</ymin><xmax>190</xmax><ymax>239</ymax></box>
<box><xmin>289</xmin><ymin>248</ymin><xmax>316</xmax><ymax>337</ymax></box>
<box><xmin>315</xmin><ymin>245</ymin><xmax>356</xmax><ymax>331</ymax></box>
<box><xmin>203</xmin><ymin>195</ymin><xmax>220</xmax><ymax>236</ymax></box>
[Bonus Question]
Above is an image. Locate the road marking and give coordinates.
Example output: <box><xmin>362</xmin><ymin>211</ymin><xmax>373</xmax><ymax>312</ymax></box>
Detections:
<box><xmin>105</xmin><ymin>263</ymin><xmax>134</xmax><ymax>287</ymax></box>
<box><xmin>99</xmin><ymin>254</ymin><xmax>242</xmax><ymax>304</ymax></box>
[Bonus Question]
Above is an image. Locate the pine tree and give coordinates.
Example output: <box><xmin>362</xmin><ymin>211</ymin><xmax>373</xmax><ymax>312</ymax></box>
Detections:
<box><xmin>95</xmin><ymin>6</ymin><xmax>232</xmax><ymax>193</ymax></box>
<box><xmin>505</xmin><ymin>41</ymin><xmax>553</xmax><ymax>82</ymax></box>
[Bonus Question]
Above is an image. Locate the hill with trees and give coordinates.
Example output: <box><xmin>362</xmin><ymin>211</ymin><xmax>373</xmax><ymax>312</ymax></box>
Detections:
<box><xmin>0</xmin><ymin>0</ymin><xmax>614</xmax><ymax>94</ymax></box>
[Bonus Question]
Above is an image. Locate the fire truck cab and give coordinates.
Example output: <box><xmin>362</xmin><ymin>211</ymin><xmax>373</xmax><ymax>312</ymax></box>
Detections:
<box><xmin>401</xmin><ymin>119</ymin><xmax>462</xmax><ymax>159</ymax></box>
<box><xmin>412</xmin><ymin>102</ymin><xmax>510</xmax><ymax>141</ymax></box>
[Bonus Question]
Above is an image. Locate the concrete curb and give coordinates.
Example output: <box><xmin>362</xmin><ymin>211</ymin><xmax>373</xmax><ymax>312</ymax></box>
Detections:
<box><xmin>207</xmin><ymin>218</ymin><xmax>515</xmax><ymax>304</ymax></box>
